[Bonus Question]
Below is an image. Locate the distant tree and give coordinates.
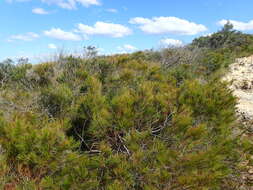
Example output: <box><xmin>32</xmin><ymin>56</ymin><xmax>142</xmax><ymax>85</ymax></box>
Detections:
<box><xmin>191</xmin><ymin>20</ymin><xmax>253</xmax><ymax>51</ymax></box>
<box><xmin>83</xmin><ymin>46</ymin><xmax>98</xmax><ymax>59</ymax></box>
<box><xmin>221</xmin><ymin>20</ymin><xmax>234</xmax><ymax>33</ymax></box>
<box><xmin>17</xmin><ymin>57</ymin><xmax>29</xmax><ymax>65</ymax></box>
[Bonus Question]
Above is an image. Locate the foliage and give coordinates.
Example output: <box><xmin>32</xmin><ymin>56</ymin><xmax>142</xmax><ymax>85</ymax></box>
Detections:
<box><xmin>0</xmin><ymin>114</ymin><xmax>77</xmax><ymax>189</ymax></box>
<box><xmin>191</xmin><ymin>21</ymin><xmax>253</xmax><ymax>56</ymax></box>
<box><xmin>32</xmin><ymin>62</ymin><xmax>55</xmax><ymax>86</ymax></box>
<box><xmin>0</xmin><ymin>24</ymin><xmax>252</xmax><ymax>189</ymax></box>
<box><xmin>39</xmin><ymin>84</ymin><xmax>73</xmax><ymax>117</ymax></box>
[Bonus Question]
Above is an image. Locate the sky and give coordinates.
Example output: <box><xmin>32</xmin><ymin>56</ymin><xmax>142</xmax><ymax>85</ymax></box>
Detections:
<box><xmin>1</xmin><ymin>0</ymin><xmax>253</xmax><ymax>62</ymax></box>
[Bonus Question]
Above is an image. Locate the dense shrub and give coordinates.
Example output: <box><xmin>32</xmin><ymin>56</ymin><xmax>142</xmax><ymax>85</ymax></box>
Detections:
<box><xmin>33</xmin><ymin>62</ymin><xmax>54</xmax><ymax>86</ymax></box>
<box><xmin>39</xmin><ymin>84</ymin><xmax>73</xmax><ymax>117</ymax></box>
<box><xmin>0</xmin><ymin>59</ymin><xmax>32</xmax><ymax>88</ymax></box>
<box><xmin>0</xmin><ymin>54</ymin><xmax>241</xmax><ymax>189</ymax></box>
<box><xmin>62</xmin><ymin>59</ymin><xmax>238</xmax><ymax>189</ymax></box>
<box><xmin>199</xmin><ymin>51</ymin><xmax>225</xmax><ymax>75</ymax></box>
<box><xmin>0</xmin><ymin>114</ymin><xmax>77</xmax><ymax>189</ymax></box>
<box><xmin>0</xmin><ymin>23</ymin><xmax>252</xmax><ymax>189</ymax></box>
<box><xmin>191</xmin><ymin>22</ymin><xmax>253</xmax><ymax>58</ymax></box>
<box><xmin>0</xmin><ymin>59</ymin><xmax>15</xmax><ymax>84</ymax></box>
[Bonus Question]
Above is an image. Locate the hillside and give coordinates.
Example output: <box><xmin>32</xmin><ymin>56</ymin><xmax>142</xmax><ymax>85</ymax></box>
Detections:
<box><xmin>0</xmin><ymin>23</ymin><xmax>253</xmax><ymax>190</ymax></box>
<box><xmin>224</xmin><ymin>56</ymin><xmax>253</xmax><ymax>188</ymax></box>
<box><xmin>225</xmin><ymin>56</ymin><xmax>253</xmax><ymax>125</ymax></box>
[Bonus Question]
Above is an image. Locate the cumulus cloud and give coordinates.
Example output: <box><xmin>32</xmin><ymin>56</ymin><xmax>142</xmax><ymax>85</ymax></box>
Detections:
<box><xmin>48</xmin><ymin>43</ymin><xmax>57</xmax><ymax>49</ymax></box>
<box><xmin>44</xmin><ymin>28</ymin><xmax>82</xmax><ymax>41</ymax></box>
<box><xmin>77</xmin><ymin>22</ymin><xmax>132</xmax><ymax>38</ymax></box>
<box><xmin>32</xmin><ymin>8</ymin><xmax>49</xmax><ymax>14</ymax></box>
<box><xmin>117</xmin><ymin>44</ymin><xmax>138</xmax><ymax>53</ymax></box>
<box><xmin>159</xmin><ymin>38</ymin><xmax>183</xmax><ymax>47</ymax></box>
<box><xmin>129</xmin><ymin>16</ymin><xmax>207</xmax><ymax>35</ymax></box>
<box><xmin>218</xmin><ymin>19</ymin><xmax>253</xmax><ymax>31</ymax></box>
<box><xmin>41</xmin><ymin>0</ymin><xmax>100</xmax><ymax>9</ymax></box>
<box><xmin>8</xmin><ymin>32</ymin><xmax>39</xmax><ymax>42</ymax></box>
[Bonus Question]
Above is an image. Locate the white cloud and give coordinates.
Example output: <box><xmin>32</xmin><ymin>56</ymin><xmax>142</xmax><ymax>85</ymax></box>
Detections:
<box><xmin>44</xmin><ymin>28</ymin><xmax>82</xmax><ymax>41</ymax></box>
<box><xmin>106</xmin><ymin>8</ymin><xmax>118</xmax><ymax>13</ymax></box>
<box><xmin>32</xmin><ymin>8</ymin><xmax>49</xmax><ymax>15</ymax></box>
<box><xmin>41</xmin><ymin>0</ymin><xmax>100</xmax><ymax>9</ymax></box>
<box><xmin>159</xmin><ymin>38</ymin><xmax>183</xmax><ymax>47</ymax></box>
<box><xmin>117</xmin><ymin>44</ymin><xmax>138</xmax><ymax>53</ymax></box>
<box><xmin>218</xmin><ymin>19</ymin><xmax>253</xmax><ymax>31</ymax></box>
<box><xmin>76</xmin><ymin>0</ymin><xmax>100</xmax><ymax>7</ymax></box>
<box><xmin>48</xmin><ymin>43</ymin><xmax>57</xmax><ymax>49</ymax></box>
<box><xmin>77</xmin><ymin>22</ymin><xmax>132</xmax><ymax>38</ymax></box>
<box><xmin>129</xmin><ymin>16</ymin><xmax>207</xmax><ymax>35</ymax></box>
<box><xmin>8</xmin><ymin>32</ymin><xmax>39</xmax><ymax>42</ymax></box>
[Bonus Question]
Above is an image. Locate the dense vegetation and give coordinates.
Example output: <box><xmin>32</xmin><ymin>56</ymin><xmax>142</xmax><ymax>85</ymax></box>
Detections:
<box><xmin>0</xmin><ymin>23</ymin><xmax>253</xmax><ymax>189</ymax></box>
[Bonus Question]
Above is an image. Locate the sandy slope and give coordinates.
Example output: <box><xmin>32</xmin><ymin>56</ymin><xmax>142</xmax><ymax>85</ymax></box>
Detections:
<box><xmin>224</xmin><ymin>55</ymin><xmax>253</xmax><ymax>124</ymax></box>
<box><xmin>224</xmin><ymin>56</ymin><xmax>253</xmax><ymax>189</ymax></box>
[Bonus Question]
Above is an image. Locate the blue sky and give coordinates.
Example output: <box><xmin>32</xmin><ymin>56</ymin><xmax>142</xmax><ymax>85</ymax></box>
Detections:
<box><xmin>1</xmin><ymin>0</ymin><xmax>253</xmax><ymax>62</ymax></box>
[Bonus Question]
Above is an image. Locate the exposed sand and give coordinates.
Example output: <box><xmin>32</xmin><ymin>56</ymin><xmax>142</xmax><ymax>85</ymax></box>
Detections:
<box><xmin>224</xmin><ymin>55</ymin><xmax>253</xmax><ymax>122</ymax></box>
<box><xmin>224</xmin><ymin>56</ymin><xmax>253</xmax><ymax>188</ymax></box>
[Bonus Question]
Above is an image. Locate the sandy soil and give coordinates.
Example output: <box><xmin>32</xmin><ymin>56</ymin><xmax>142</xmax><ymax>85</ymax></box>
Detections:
<box><xmin>224</xmin><ymin>55</ymin><xmax>253</xmax><ymax>122</ymax></box>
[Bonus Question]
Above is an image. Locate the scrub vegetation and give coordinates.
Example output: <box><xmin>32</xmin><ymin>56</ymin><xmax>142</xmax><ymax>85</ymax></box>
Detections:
<box><xmin>0</xmin><ymin>23</ymin><xmax>253</xmax><ymax>190</ymax></box>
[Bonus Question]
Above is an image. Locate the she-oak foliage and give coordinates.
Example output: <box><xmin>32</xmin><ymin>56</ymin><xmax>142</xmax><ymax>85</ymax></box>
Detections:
<box><xmin>0</xmin><ymin>24</ymin><xmax>252</xmax><ymax>189</ymax></box>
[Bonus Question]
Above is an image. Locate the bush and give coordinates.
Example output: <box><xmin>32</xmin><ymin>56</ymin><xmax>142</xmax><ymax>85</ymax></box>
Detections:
<box><xmin>39</xmin><ymin>84</ymin><xmax>73</xmax><ymax>117</ymax></box>
<box><xmin>199</xmin><ymin>51</ymin><xmax>225</xmax><ymax>75</ymax></box>
<box><xmin>33</xmin><ymin>62</ymin><xmax>54</xmax><ymax>86</ymax></box>
<box><xmin>0</xmin><ymin>59</ymin><xmax>15</xmax><ymax>84</ymax></box>
<box><xmin>62</xmin><ymin>59</ymin><xmax>239</xmax><ymax>189</ymax></box>
<box><xmin>0</xmin><ymin>26</ymin><xmax>250</xmax><ymax>189</ymax></box>
<box><xmin>0</xmin><ymin>114</ymin><xmax>77</xmax><ymax>188</ymax></box>
<box><xmin>191</xmin><ymin>22</ymin><xmax>253</xmax><ymax>54</ymax></box>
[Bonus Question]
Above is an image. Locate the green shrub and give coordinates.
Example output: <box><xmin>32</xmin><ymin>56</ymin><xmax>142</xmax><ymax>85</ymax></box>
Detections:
<box><xmin>0</xmin><ymin>26</ymin><xmax>250</xmax><ymax>189</ymax></box>
<box><xmin>0</xmin><ymin>60</ymin><xmax>15</xmax><ymax>84</ymax></box>
<box><xmin>199</xmin><ymin>51</ymin><xmax>225</xmax><ymax>75</ymax></box>
<box><xmin>62</xmin><ymin>59</ymin><xmax>239</xmax><ymax>189</ymax></box>
<box><xmin>39</xmin><ymin>84</ymin><xmax>73</xmax><ymax>117</ymax></box>
<box><xmin>0</xmin><ymin>114</ymin><xmax>77</xmax><ymax>187</ymax></box>
<box><xmin>33</xmin><ymin>62</ymin><xmax>54</xmax><ymax>86</ymax></box>
<box><xmin>0</xmin><ymin>59</ymin><xmax>31</xmax><ymax>83</ymax></box>
<box><xmin>191</xmin><ymin>22</ymin><xmax>253</xmax><ymax>58</ymax></box>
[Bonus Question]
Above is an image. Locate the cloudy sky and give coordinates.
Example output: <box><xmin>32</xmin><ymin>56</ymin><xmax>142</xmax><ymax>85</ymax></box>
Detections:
<box><xmin>1</xmin><ymin>0</ymin><xmax>253</xmax><ymax>62</ymax></box>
